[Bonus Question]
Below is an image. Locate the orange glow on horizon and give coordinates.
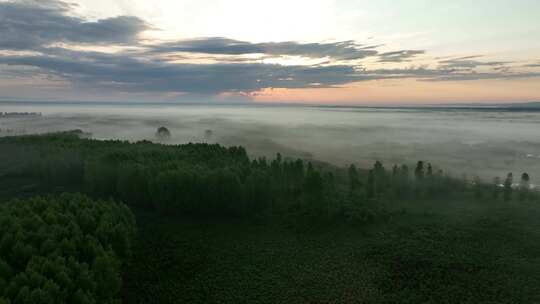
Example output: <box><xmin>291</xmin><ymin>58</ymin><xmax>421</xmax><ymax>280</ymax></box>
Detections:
<box><xmin>252</xmin><ymin>78</ymin><xmax>540</xmax><ymax>105</ymax></box>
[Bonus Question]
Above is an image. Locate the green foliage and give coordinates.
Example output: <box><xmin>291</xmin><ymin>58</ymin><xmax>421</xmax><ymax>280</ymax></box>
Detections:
<box><xmin>123</xmin><ymin>198</ymin><xmax>540</xmax><ymax>304</ymax></box>
<box><xmin>1</xmin><ymin>131</ymin><xmax>539</xmax><ymax>303</ymax></box>
<box><xmin>0</xmin><ymin>193</ymin><xmax>135</xmax><ymax>303</ymax></box>
<box><xmin>1</xmin><ymin>131</ymin><xmax>536</xmax><ymax>222</ymax></box>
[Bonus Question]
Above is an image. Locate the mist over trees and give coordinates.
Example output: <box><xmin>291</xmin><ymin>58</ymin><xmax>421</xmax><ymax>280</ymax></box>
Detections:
<box><xmin>1</xmin><ymin>131</ymin><xmax>535</xmax><ymax>222</ymax></box>
<box><xmin>0</xmin><ymin>131</ymin><xmax>538</xmax><ymax>303</ymax></box>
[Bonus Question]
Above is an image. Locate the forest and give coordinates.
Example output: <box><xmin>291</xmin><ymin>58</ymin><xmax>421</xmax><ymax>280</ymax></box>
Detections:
<box><xmin>1</xmin><ymin>130</ymin><xmax>539</xmax><ymax>303</ymax></box>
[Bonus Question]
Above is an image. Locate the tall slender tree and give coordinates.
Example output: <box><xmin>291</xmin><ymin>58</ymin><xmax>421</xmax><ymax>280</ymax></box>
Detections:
<box><xmin>414</xmin><ymin>161</ymin><xmax>425</xmax><ymax>180</ymax></box>
<box><xmin>348</xmin><ymin>164</ymin><xmax>361</xmax><ymax>194</ymax></box>
<box><xmin>504</xmin><ymin>173</ymin><xmax>513</xmax><ymax>201</ymax></box>
<box><xmin>519</xmin><ymin>173</ymin><xmax>530</xmax><ymax>201</ymax></box>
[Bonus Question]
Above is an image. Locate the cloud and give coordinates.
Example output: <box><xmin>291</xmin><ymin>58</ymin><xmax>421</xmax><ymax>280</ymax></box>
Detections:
<box><xmin>524</xmin><ymin>62</ymin><xmax>540</xmax><ymax>68</ymax></box>
<box><xmin>438</xmin><ymin>57</ymin><xmax>510</xmax><ymax>70</ymax></box>
<box><xmin>0</xmin><ymin>49</ymin><xmax>382</xmax><ymax>93</ymax></box>
<box><xmin>4</xmin><ymin>47</ymin><xmax>537</xmax><ymax>96</ymax></box>
<box><xmin>378</xmin><ymin>50</ymin><xmax>425</xmax><ymax>63</ymax></box>
<box><xmin>362</xmin><ymin>67</ymin><xmax>540</xmax><ymax>82</ymax></box>
<box><xmin>148</xmin><ymin>38</ymin><xmax>378</xmax><ymax>60</ymax></box>
<box><xmin>0</xmin><ymin>0</ymin><xmax>148</xmax><ymax>50</ymax></box>
<box><xmin>0</xmin><ymin>0</ymin><xmax>539</xmax><ymax>99</ymax></box>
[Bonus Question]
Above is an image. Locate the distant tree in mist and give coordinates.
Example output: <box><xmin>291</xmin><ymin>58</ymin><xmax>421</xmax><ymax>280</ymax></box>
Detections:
<box><xmin>493</xmin><ymin>176</ymin><xmax>501</xmax><ymax>200</ymax></box>
<box><xmin>401</xmin><ymin>165</ymin><xmax>410</xmax><ymax>178</ymax></box>
<box><xmin>156</xmin><ymin>126</ymin><xmax>171</xmax><ymax>140</ymax></box>
<box><xmin>373</xmin><ymin>161</ymin><xmax>386</xmax><ymax>196</ymax></box>
<box><xmin>348</xmin><ymin>164</ymin><xmax>360</xmax><ymax>194</ymax></box>
<box><xmin>204</xmin><ymin>129</ymin><xmax>213</xmax><ymax>140</ymax></box>
<box><xmin>519</xmin><ymin>172</ymin><xmax>531</xmax><ymax>201</ymax></box>
<box><xmin>473</xmin><ymin>176</ymin><xmax>483</xmax><ymax>199</ymax></box>
<box><xmin>414</xmin><ymin>161</ymin><xmax>425</xmax><ymax>180</ymax></box>
<box><xmin>504</xmin><ymin>173</ymin><xmax>513</xmax><ymax>201</ymax></box>
<box><xmin>521</xmin><ymin>173</ymin><xmax>530</xmax><ymax>187</ymax></box>
<box><xmin>367</xmin><ymin>169</ymin><xmax>375</xmax><ymax>199</ymax></box>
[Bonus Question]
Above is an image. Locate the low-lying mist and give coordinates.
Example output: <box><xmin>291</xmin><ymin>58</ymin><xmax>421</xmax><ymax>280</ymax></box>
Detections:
<box><xmin>1</xmin><ymin>103</ymin><xmax>540</xmax><ymax>184</ymax></box>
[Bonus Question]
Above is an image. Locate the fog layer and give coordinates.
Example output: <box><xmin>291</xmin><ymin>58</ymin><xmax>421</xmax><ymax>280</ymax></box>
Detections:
<box><xmin>1</xmin><ymin>103</ymin><xmax>540</xmax><ymax>182</ymax></box>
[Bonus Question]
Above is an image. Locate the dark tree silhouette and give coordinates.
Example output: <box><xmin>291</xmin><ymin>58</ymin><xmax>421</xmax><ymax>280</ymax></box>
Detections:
<box><xmin>348</xmin><ymin>164</ymin><xmax>361</xmax><ymax>194</ymax></box>
<box><xmin>156</xmin><ymin>126</ymin><xmax>171</xmax><ymax>140</ymax></box>
<box><xmin>504</xmin><ymin>173</ymin><xmax>513</xmax><ymax>201</ymax></box>
<box><xmin>367</xmin><ymin>169</ymin><xmax>375</xmax><ymax>199</ymax></box>
<box><xmin>415</xmin><ymin>161</ymin><xmax>425</xmax><ymax>180</ymax></box>
<box><xmin>519</xmin><ymin>173</ymin><xmax>531</xmax><ymax>201</ymax></box>
<box><xmin>521</xmin><ymin>173</ymin><xmax>530</xmax><ymax>186</ymax></box>
<box><xmin>473</xmin><ymin>176</ymin><xmax>483</xmax><ymax>199</ymax></box>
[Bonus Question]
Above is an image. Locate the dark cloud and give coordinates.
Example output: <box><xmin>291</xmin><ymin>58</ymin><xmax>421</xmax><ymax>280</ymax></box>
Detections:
<box><xmin>378</xmin><ymin>50</ymin><xmax>425</xmax><ymax>63</ymax></box>
<box><xmin>148</xmin><ymin>38</ymin><xmax>378</xmax><ymax>60</ymax></box>
<box><xmin>361</xmin><ymin>67</ymin><xmax>540</xmax><ymax>82</ymax></box>
<box><xmin>0</xmin><ymin>49</ymin><xmax>383</xmax><ymax>93</ymax></box>
<box><xmin>0</xmin><ymin>0</ymin><xmax>148</xmax><ymax>50</ymax></box>
<box><xmin>438</xmin><ymin>58</ymin><xmax>510</xmax><ymax>70</ymax></box>
<box><xmin>423</xmin><ymin>72</ymin><xmax>540</xmax><ymax>82</ymax></box>
<box><xmin>4</xmin><ymin>47</ymin><xmax>537</xmax><ymax>95</ymax></box>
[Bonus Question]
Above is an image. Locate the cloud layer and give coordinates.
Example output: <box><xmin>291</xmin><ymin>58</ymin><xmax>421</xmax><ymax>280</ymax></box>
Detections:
<box><xmin>149</xmin><ymin>38</ymin><xmax>379</xmax><ymax>61</ymax></box>
<box><xmin>0</xmin><ymin>0</ymin><xmax>148</xmax><ymax>50</ymax></box>
<box><xmin>1</xmin><ymin>0</ymin><xmax>539</xmax><ymax>99</ymax></box>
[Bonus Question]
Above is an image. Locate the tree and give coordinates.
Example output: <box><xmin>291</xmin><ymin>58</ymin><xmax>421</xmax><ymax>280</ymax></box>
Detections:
<box><xmin>303</xmin><ymin>167</ymin><xmax>326</xmax><ymax>218</ymax></box>
<box><xmin>373</xmin><ymin>161</ymin><xmax>386</xmax><ymax>196</ymax></box>
<box><xmin>504</xmin><ymin>173</ymin><xmax>513</xmax><ymax>201</ymax></box>
<box><xmin>492</xmin><ymin>177</ymin><xmax>501</xmax><ymax>200</ymax></box>
<box><xmin>155</xmin><ymin>126</ymin><xmax>171</xmax><ymax>140</ymax></box>
<box><xmin>366</xmin><ymin>170</ymin><xmax>375</xmax><ymax>199</ymax></box>
<box><xmin>348</xmin><ymin>164</ymin><xmax>360</xmax><ymax>194</ymax></box>
<box><xmin>427</xmin><ymin>163</ymin><xmax>433</xmax><ymax>177</ymax></box>
<box><xmin>414</xmin><ymin>161</ymin><xmax>425</xmax><ymax>180</ymax></box>
<box><xmin>519</xmin><ymin>173</ymin><xmax>530</xmax><ymax>201</ymax></box>
<box><xmin>401</xmin><ymin>165</ymin><xmax>409</xmax><ymax>178</ymax></box>
<box><xmin>473</xmin><ymin>176</ymin><xmax>483</xmax><ymax>199</ymax></box>
<box><xmin>0</xmin><ymin>194</ymin><xmax>134</xmax><ymax>303</ymax></box>
<box><xmin>204</xmin><ymin>129</ymin><xmax>213</xmax><ymax>140</ymax></box>
<box><xmin>92</xmin><ymin>254</ymin><xmax>120</xmax><ymax>302</ymax></box>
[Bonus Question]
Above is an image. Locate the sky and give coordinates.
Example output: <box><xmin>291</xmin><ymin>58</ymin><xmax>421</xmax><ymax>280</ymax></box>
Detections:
<box><xmin>0</xmin><ymin>0</ymin><xmax>539</xmax><ymax>105</ymax></box>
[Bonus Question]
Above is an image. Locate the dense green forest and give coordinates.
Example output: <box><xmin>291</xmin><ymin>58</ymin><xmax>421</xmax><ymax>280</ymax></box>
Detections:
<box><xmin>0</xmin><ymin>193</ymin><xmax>135</xmax><ymax>304</ymax></box>
<box><xmin>1</xmin><ymin>131</ymin><xmax>539</xmax><ymax>303</ymax></box>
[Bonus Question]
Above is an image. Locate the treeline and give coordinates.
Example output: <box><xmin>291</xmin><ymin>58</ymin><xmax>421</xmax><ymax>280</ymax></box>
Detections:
<box><xmin>0</xmin><ymin>131</ymin><xmax>538</xmax><ymax>302</ymax></box>
<box><xmin>0</xmin><ymin>112</ymin><xmax>41</xmax><ymax>118</ymax></box>
<box><xmin>482</xmin><ymin>172</ymin><xmax>534</xmax><ymax>202</ymax></box>
<box><xmin>0</xmin><ymin>131</ymin><xmax>537</xmax><ymax>223</ymax></box>
<box><xmin>0</xmin><ymin>193</ymin><xmax>135</xmax><ymax>304</ymax></box>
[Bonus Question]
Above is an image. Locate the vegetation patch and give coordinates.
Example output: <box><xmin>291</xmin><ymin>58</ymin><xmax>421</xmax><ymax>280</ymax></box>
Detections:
<box><xmin>0</xmin><ymin>193</ymin><xmax>135</xmax><ymax>304</ymax></box>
